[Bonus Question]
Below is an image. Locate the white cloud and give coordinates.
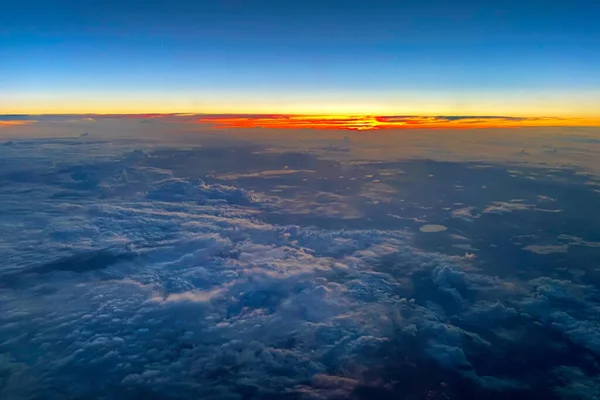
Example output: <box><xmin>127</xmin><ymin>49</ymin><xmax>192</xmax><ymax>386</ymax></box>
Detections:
<box><xmin>451</xmin><ymin>207</ymin><xmax>478</xmax><ymax>221</ymax></box>
<box><xmin>482</xmin><ymin>201</ymin><xmax>533</xmax><ymax>214</ymax></box>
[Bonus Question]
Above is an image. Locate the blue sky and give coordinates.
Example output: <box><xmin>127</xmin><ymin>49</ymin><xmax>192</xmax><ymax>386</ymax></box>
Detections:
<box><xmin>2</xmin><ymin>0</ymin><xmax>599</xmax><ymax>115</ymax></box>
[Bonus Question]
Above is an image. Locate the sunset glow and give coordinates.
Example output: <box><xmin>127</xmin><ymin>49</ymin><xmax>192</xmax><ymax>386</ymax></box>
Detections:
<box><xmin>3</xmin><ymin>114</ymin><xmax>599</xmax><ymax>131</ymax></box>
<box><xmin>195</xmin><ymin>114</ymin><xmax>600</xmax><ymax>130</ymax></box>
<box><xmin>0</xmin><ymin>120</ymin><xmax>38</xmax><ymax>128</ymax></box>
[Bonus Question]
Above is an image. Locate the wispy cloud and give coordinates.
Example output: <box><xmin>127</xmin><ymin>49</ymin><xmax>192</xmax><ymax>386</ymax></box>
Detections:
<box><xmin>0</xmin><ymin>120</ymin><xmax>37</xmax><ymax>127</ymax></box>
<box><xmin>0</xmin><ymin>116</ymin><xmax>39</xmax><ymax>127</ymax></box>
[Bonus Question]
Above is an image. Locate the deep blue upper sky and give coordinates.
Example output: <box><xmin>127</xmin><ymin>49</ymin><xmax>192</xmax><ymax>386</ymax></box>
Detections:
<box><xmin>2</xmin><ymin>0</ymin><xmax>599</xmax><ymax>115</ymax></box>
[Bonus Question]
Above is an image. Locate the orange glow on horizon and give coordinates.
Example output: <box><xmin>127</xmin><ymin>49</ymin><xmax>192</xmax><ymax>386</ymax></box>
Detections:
<box><xmin>0</xmin><ymin>120</ymin><xmax>37</xmax><ymax>127</ymax></box>
<box><xmin>194</xmin><ymin>115</ymin><xmax>600</xmax><ymax>131</ymax></box>
<box><xmin>2</xmin><ymin>114</ymin><xmax>600</xmax><ymax>131</ymax></box>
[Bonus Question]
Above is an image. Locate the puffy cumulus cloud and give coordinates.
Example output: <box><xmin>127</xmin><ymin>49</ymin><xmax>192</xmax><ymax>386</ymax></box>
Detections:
<box><xmin>431</xmin><ymin>264</ymin><xmax>512</xmax><ymax>307</ymax></box>
<box><xmin>0</xmin><ymin>139</ymin><xmax>462</xmax><ymax>399</ymax></box>
<box><xmin>0</xmin><ymin>217</ymin><xmax>433</xmax><ymax>399</ymax></box>
<box><xmin>2</xmin><ymin>138</ymin><xmax>600</xmax><ymax>399</ymax></box>
<box><xmin>265</xmin><ymin>191</ymin><xmax>364</xmax><ymax>219</ymax></box>
<box><xmin>546</xmin><ymin>312</ymin><xmax>600</xmax><ymax>355</ymax></box>
<box><xmin>552</xmin><ymin>366</ymin><xmax>600</xmax><ymax>400</ymax></box>
<box><xmin>525</xmin><ymin>277</ymin><xmax>593</xmax><ymax>304</ymax></box>
<box><xmin>461</xmin><ymin>372</ymin><xmax>528</xmax><ymax>392</ymax></box>
<box><xmin>359</xmin><ymin>181</ymin><xmax>398</xmax><ymax>203</ymax></box>
<box><xmin>457</xmin><ymin>301</ymin><xmax>520</xmax><ymax>325</ymax></box>
<box><xmin>421</xmin><ymin>321</ymin><xmax>481</xmax><ymax>369</ymax></box>
<box><xmin>515</xmin><ymin>278</ymin><xmax>600</xmax><ymax>355</ymax></box>
<box><xmin>294</xmin><ymin>374</ymin><xmax>361</xmax><ymax>399</ymax></box>
<box><xmin>147</xmin><ymin>178</ymin><xmax>255</xmax><ymax>205</ymax></box>
<box><xmin>394</xmin><ymin>265</ymin><xmax>600</xmax><ymax>396</ymax></box>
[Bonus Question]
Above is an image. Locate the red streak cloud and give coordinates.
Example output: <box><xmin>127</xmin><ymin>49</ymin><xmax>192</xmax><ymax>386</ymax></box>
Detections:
<box><xmin>194</xmin><ymin>115</ymin><xmax>571</xmax><ymax>130</ymax></box>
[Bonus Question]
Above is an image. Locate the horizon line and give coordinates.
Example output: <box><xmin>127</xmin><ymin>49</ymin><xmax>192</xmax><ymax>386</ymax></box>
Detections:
<box><xmin>2</xmin><ymin>113</ymin><xmax>600</xmax><ymax>131</ymax></box>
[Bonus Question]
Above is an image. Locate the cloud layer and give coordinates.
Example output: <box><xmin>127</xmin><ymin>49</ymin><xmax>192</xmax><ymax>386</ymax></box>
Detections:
<box><xmin>1</xmin><ymin>136</ymin><xmax>600</xmax><ymax>399</ymax></box>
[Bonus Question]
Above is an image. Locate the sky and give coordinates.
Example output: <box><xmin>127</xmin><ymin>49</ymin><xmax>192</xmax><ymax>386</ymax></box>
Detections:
<box><xmin>2</xmin><ymin>0</ymin><xmax>600</xmax><ymax>119</ymax></box>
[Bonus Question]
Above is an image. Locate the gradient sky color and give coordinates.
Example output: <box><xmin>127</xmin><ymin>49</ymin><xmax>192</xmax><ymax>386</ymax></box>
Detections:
<box><xmin>2</xmin><ymin>0</ymin><xmax>600</xmax><ymax>117</ymax></box>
